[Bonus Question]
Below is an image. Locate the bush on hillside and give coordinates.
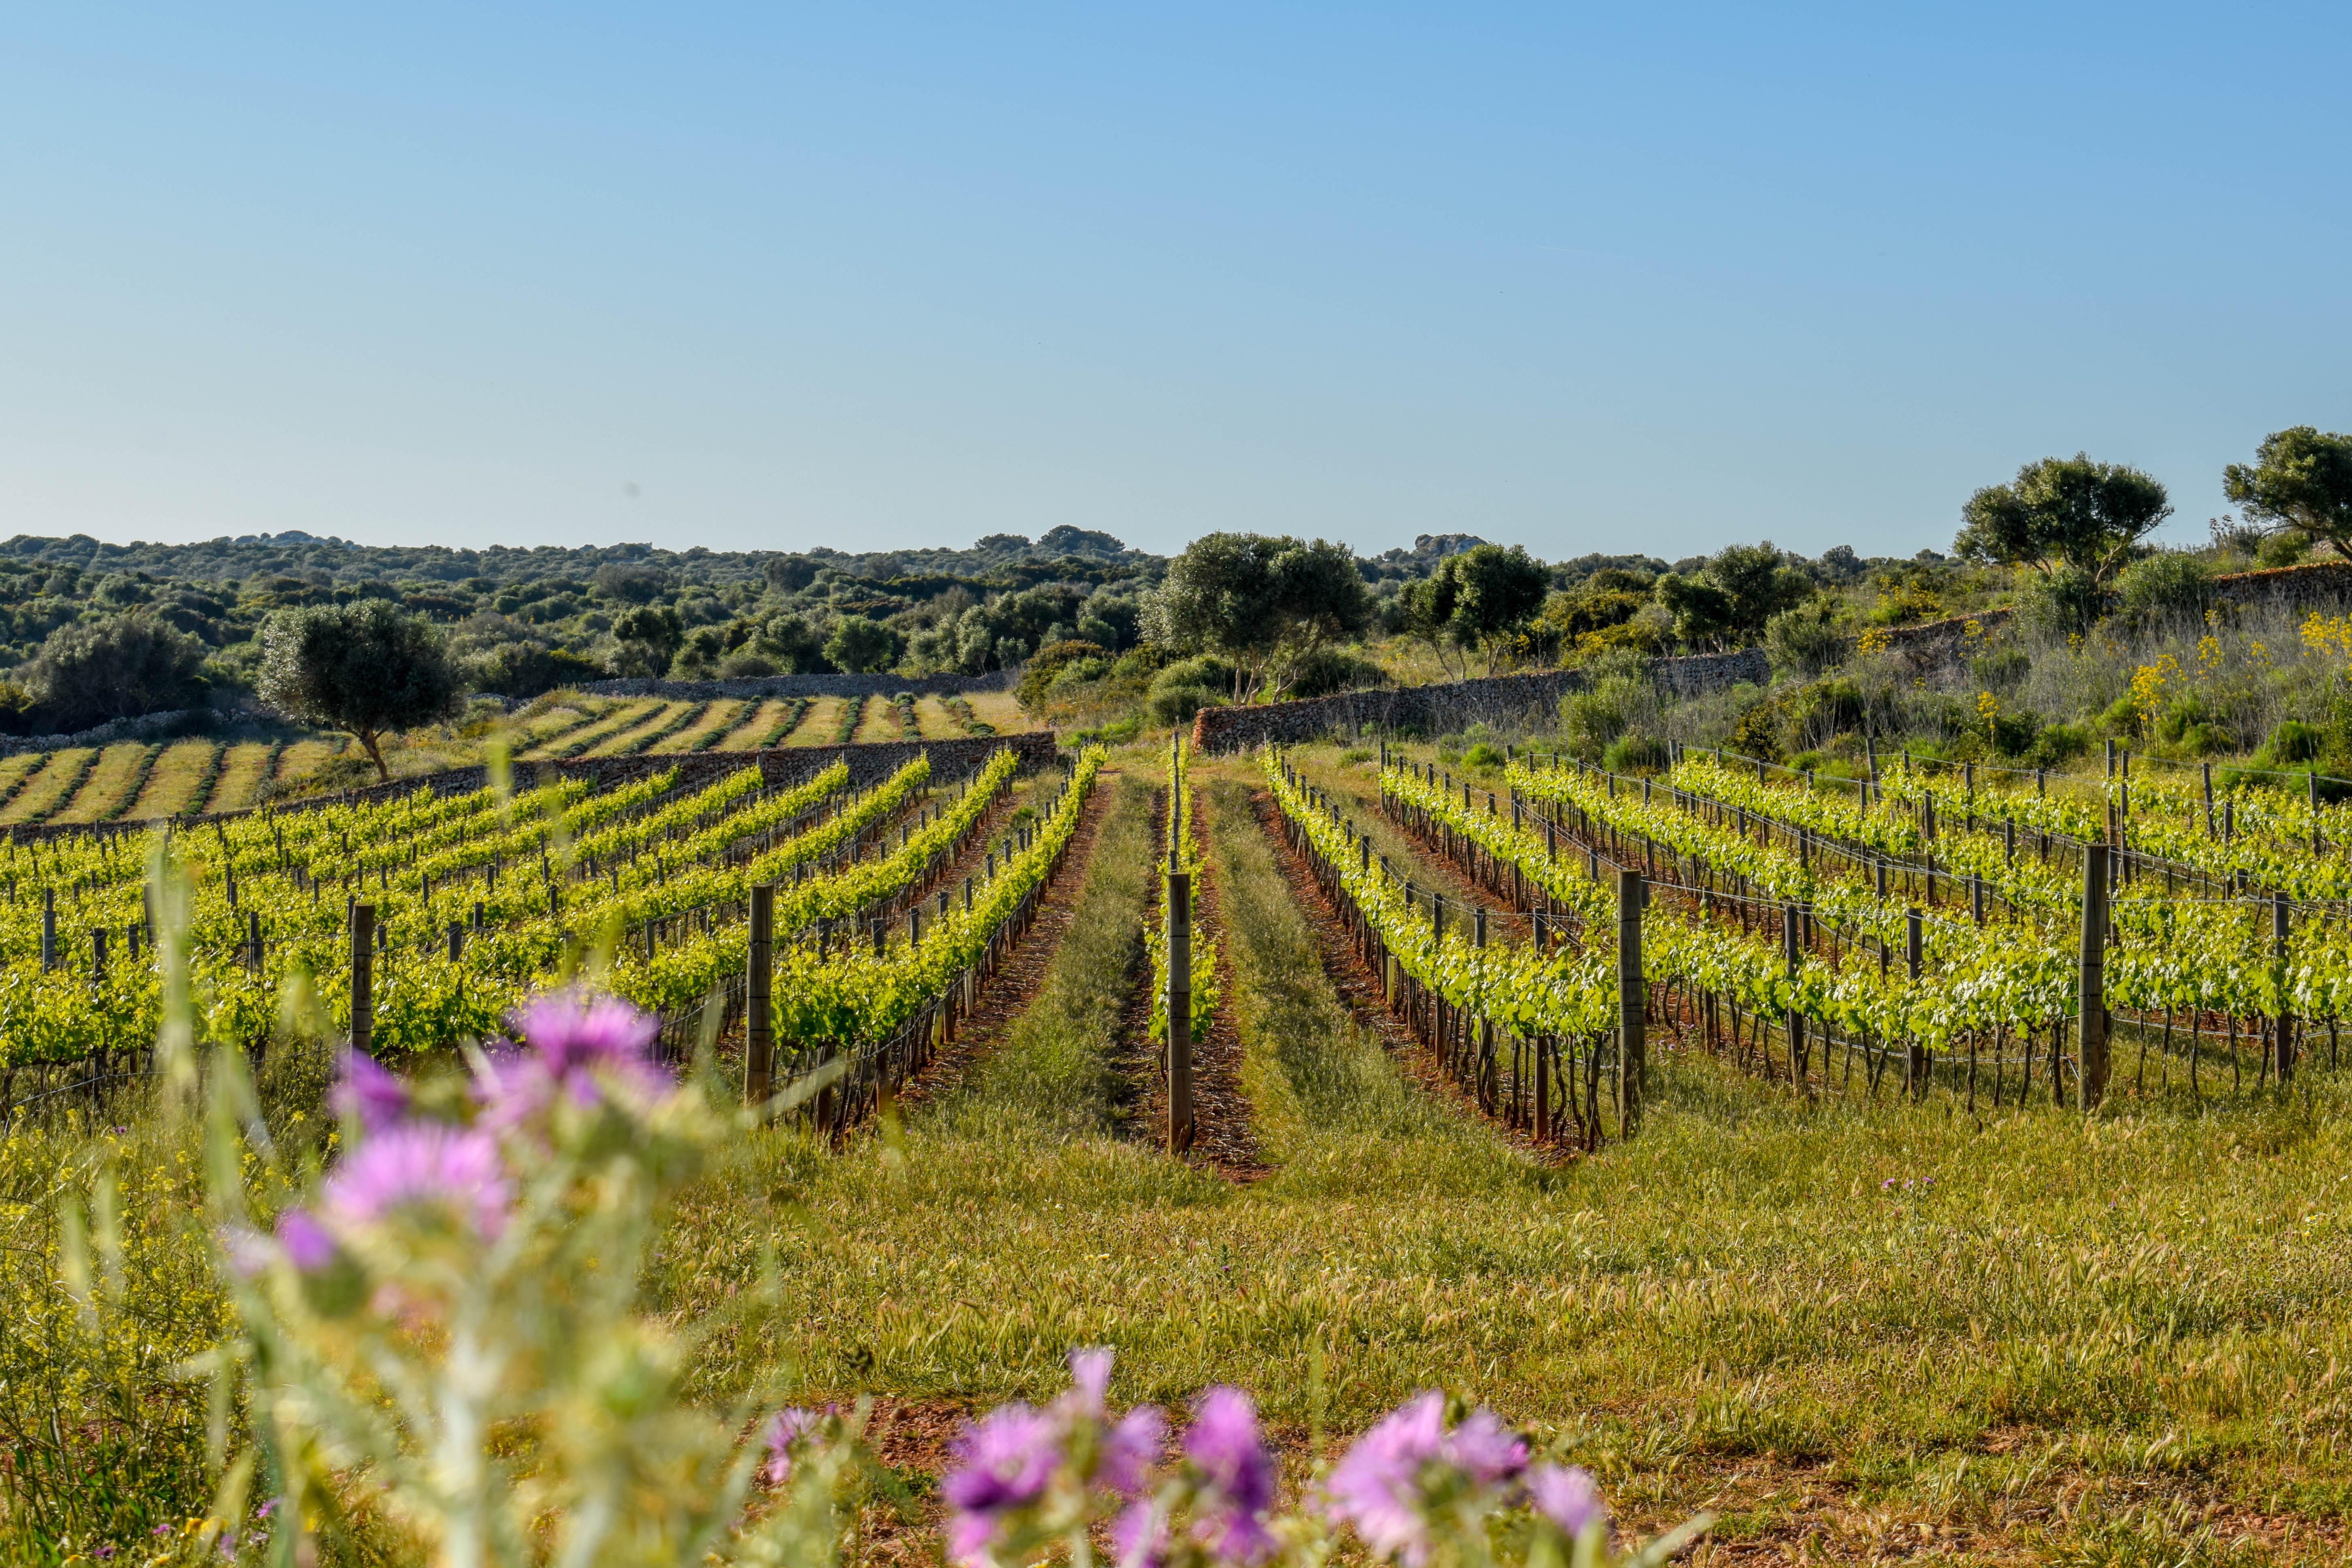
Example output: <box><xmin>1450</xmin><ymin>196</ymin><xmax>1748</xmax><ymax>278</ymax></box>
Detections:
<box><xmin>21</xmin><ymin>612</ymin><xmax>209</xmax><ymax>732</ymax></box>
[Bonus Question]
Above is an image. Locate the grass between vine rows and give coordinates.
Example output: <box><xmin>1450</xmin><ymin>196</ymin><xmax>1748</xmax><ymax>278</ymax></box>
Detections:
<box><xmin>10</xmin><ymin>744</ymin><xmax>2352</xmax><ymax>1563</ymax></box>
<box><xmin>652</xmin><ymin>744</ymin><xmax>2352</xmax><ymax>1564</ymax></box>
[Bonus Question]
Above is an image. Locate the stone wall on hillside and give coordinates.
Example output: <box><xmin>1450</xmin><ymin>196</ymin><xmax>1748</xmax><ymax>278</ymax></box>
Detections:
<box><xmin>576</xmin><ymin>669</ymin><xmax>1016</xmax><ymax>700</ymax></box>
<box><xmin>5</xmin><ymin>732</ymin><xmax>1061</xmax><ymax>842</ymax></box>
<box><xmin>0</xmin><ymin>706</ymin><xmax>225</xmax><ymax>759</ymax></box>
<box><xmin>1187</xmin><ymin>649</ymin><xmax>1769</xmax><ymax>753</ymax></box>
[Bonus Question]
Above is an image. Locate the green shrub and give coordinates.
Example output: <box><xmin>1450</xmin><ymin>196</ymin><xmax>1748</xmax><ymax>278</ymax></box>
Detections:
<box><xmin>1602</xmin><ymin>731</ymin><xmax>1670</xmax><ymax>773</ymax></box>
<box><xmin>2114</xmin><ymin>552</ymin><xmax>2214</xmax><ymax>629</ymax></box>
<box><xmin>1970</xmin><ymin>648</ymin><xmax>2030</xmax><ymax>691</ymax></box>
<box><xmin>1727</xmin><ymin>698</ymin><xmax>1785</xmax><ymax>763</ymax></box>
<box><xmin>1763</xmin><ymin>601</ymin><xmax>1847</xmax><ymax>678</ymax></box>
<box><xmin>1147</xmin><ymin>683</ymin><xmax>1222</xmax><ymax>727</ymax></box>
<box><xmin>1284</xmin><ymin>646</ymin><xmax>1389</xmax><ymax>699</ymax></box>
<box><xmin>1461</xmin><ymin>741</ymin><xmax>1505</xmax><ymax>772</ymax></box>
<box><xmin>2026</xmin><ymin>721</ymin><xmax>2091</xmax><ymax>766</ymax></box>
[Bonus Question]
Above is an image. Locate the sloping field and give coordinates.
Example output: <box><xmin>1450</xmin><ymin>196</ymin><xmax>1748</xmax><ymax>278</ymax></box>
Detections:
<box><xmin>966</xmin><ymin>689</ymin><xmax>1030</xmax><ymax>732</ymax></box>
<box><xmin>784</xmin><ymin>696</ymin><xmax>849</xmax><ymax>747</ymax></box>
<box><xmin>533</xmin><ymin>698</ymin><xmax>663</xmax><ymax>759</ymax></box>
<box><xmin>203</xmin><ymin>740</ymin><xmax>282</xmax><ymax>813</ymax></box>
<box><xmin>49</xmin><ymin>742</ymin><xmax>155</xmax><ymax>824</ymax></box>
<box><xmin>670</xmin><ymin>699</ymin><xmax>748</xmax><ymax>751</ymax></box>
<box><xmin>0</xmin><ymin>748</ymin><xmax>96</xmax><ymax>824</ymax></box>
<box><xmin>712</xmin><ymin>698</ymin><xmax>797</xmax><ymax>750</ymax></box>
<box><xmin>122</xmin><ymin>738</ymin><xmax>222</xmax><ymax>819</ymax></box>
<box><xmin>584</xmin><ymin>699</ymin><xmax>697</xmax><ymax>757</ymax></box>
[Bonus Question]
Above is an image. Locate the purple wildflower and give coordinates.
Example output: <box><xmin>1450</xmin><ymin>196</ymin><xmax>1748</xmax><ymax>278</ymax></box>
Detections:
<box><xmin>274</xmin><ymin>1209</ymin><xmax>337</xmax><ymax>1271</ymax></box>
<box><xmin>1111</xmin><ymin>1499</ymin><xmax>1170</xmax><ymax>1568</ymax></box>
<box><xmin>1065</xmin><ymin>1346</ymin><xmax>1113</xmax><ymax>1417</ymax></box>
<box><xmin>761</xmin><ymin>1406</ymin><xmax>829</xmax><ymax>1485</ymax></box>
<box><xmin>941</xmin><ymin>1405</ymin><xmax>1063</xmax><ymax>1566</ymax></box>
<box><xmin>331</xmin><ymin>1052</ymin><xmax>407</xmax><ymax>1132</ymax></box>
<box><xmin>153</xmin><ymin>1525</ymin><xmax>173</xmax><ymax>1538</ymax></box>
<box><xmin>94</xmin><ymin>1546</ymin><xmax>116</xmax><ymax>1559</ymax></box>
<box><xmin>1440</xmin><ymin>1407</ymin><xmax>1526</xmax><ymax>1486</ymax></box>
<box><xmin>321</xmin><ymin>1123</ymin><xmax>510</xmax><ymax>1239</ymax></box>
<box><xmin>1527</xmin><ymin>1464</ymin><xmax>1604</xmax><ymax>1538</ymax></box>
<box><xmin>1324</xmin><ymin>1392</ymin><xmax>1446</xmax><ymax>1565</ymax></box>
<box><xmin>254</xmin><ymin>1500</ymin><xmax>279</xmax><ymax>1521</ymax></box>
<box><xmin>1100</xmin><ymin>1405</ymin><xmax>1165</xmax><ymax>1500</ymax></box>
<box><xmin>482</xmin><ymin>991</ymin><xmax>669</xmax><ymax>1128</ymax></box>
<box><xmin>1185</xmin><ymin>1387</ymin><xmax>1275</xmax><ymax>1564</ymax></box>
<box><xmin>218</xmin><ymin>1226</ymin><xmax>275</xmax><ymax>1279</ymax></box>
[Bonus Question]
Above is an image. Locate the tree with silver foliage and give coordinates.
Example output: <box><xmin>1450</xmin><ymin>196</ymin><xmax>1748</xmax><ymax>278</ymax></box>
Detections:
<box><xmin>258</xmin><ymin>600</ymin><xmax>464</xmax><ymax>781</ymax></box>
<box><xmin>1146</xmin><ymin>532</ymin><xmax>1373</xmax><ymax>704</ymax></box>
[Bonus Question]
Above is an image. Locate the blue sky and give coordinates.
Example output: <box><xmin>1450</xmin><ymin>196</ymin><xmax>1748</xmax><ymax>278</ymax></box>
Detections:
<box><xmin>2</xmin><ymin>4</ymin><xmax>2346</xmax><ymax>562</ymax></box>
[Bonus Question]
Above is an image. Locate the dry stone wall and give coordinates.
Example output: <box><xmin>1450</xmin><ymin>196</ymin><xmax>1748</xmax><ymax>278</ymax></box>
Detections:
<box><xmin>1187</xmin><ymin>649</ymin><xmax>1768</xmax><ymax>753</ymax></box>
<box><xmin>577</xmin><ymin>669</ymin><xmax>1015</xmax><ymax>700</ymax></box>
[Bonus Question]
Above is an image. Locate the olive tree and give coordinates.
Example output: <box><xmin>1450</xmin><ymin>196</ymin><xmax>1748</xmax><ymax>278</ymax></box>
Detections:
<box><xmin>1146</xmin><ymin>533</ymin><xmax>1372</xmax><ymax>703</ymax></box>
<box><xmin>1954</xmin><ymin>453</ymin><xmax>2171</xmax><ymax>590</ymax></box>
<box><xmin>1402</xmin><ymin>544</ymin><xmax>1549</xmax><ymax>676</ymax></box>
<box><xmin>2223</xmin><ymin>427</ymin><xmax>2352</xmax><ymax>561</ymax></box>
<box><xmin>258</xmin><ymin>601</ymin><xmax>464</xmax><ymax>781</ymax></box>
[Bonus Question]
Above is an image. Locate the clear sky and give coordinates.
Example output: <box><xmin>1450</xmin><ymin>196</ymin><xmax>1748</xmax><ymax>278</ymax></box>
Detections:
<box><xmin>3</xmin><ymin>3</ymin><xmax>2346</xmax><ymax>563</ymax></box>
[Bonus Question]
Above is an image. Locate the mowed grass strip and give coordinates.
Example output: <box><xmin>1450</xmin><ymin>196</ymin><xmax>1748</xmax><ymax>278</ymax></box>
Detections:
<box><xmin>205</xmin><ymin>740</ymin><xmax>282</xmax><ymax>813</ymax></box>
<box><xmin>39</xmin><ymin>747</ymin><xmax>136</xmax><ymax>827</ymax></box>
<box><xmin>648</xmin><ymin>744</ymin><xmax>2352</xmax><ymax>1560</ymax></box>
<box><xmin>675</xmin><ymin>700</ymin><xmax>749</xmax><ymax>752</ymax></box>
<box><xmin>846</xmin><ymin>694</ymin><xmax>890</xmax><ymax>743</ymax></box>
<box><xmin>784</xmin><ymin>697</ymin><xmax>848</xmax><ymax>747</ymax></box>
<box><xmin>0</xmin><ymin>751</ymin><xmax>51</xmax><ymax>816</ymax></box>
<box><xmin>590</xmin><ymin>700</ymin><xmax>699</xmax><ymax>757</ymax></box>
<box><xmin>966</xmin><ymin>690</ymin><xmax>1028</xmax><ymax>733</ymax></box>
<box><xmin>124</xmin><ymin>738</ymin><xmax>222</xmax><ymax>819</ymax></box>
<box><xmin>714</xmin><ymin>698</ymin><xmax>799</xmax><ymax>750</ymax></box>
<box><xmin>545</xmin><ymin>699</ymin><xmax>663</xmax><ymax>759</ymax></box>
<box><xmin>912</xmin><ymin>695</ymin><xmax>964</xmax><ymax>739</ymax></box>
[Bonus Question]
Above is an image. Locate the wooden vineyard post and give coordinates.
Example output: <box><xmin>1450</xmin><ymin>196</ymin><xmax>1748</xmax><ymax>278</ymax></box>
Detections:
<box><xmin>1617</xmin><ymin>869</ymin><xmax>1645</xmax><ymax>1135</ymax></box>
<box><xmin>350</xmin><ymin>902</ymin><xmax>375</xmax><ymax>1056</ymax></box>
<box><xmin>41</xmin><ymin>885</ymin><xmax>54</xmax><ymax>972</ymax></box>
<box><xmin>1167</xmin><ymin>841</ymin><xmax>1194</xmax><ymax>1154</ymax></box>
<box><xmin>1905</xmin><ymin>908</ymin><xmax>1926</xmax><ymax>1099</ymax></box>
<box><xmin>1783</xmin><ymin>902</ymin><xmax>1805</xmax><ymax>1086</ymax></box>
<box><xmin>2079</xmin><ymin>845</ymin><xmax>2109</xmax><ymax>1110</ymax></box>
<box><xmin>2274</xmin><ymin>892</ymin><xmax>2294</xmax><ymax>1084</ymax></box>
<box><xmin>746</xmin><ymin>882</ymin><xmax>774</xmax><ymax>1106</ymax></box>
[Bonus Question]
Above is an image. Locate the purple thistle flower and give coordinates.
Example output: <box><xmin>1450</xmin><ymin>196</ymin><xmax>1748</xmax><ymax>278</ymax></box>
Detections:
<box><xmin>1527</xmin><ymin>1465</ymin><xmax>1604</xmax><ymax>1539</ymax></box>
<box><xmin>94</xmin><ymin>1546</ymin><xmax>116</xmax><ymax>1559</ymax></box>
<box><xmin>321</xmin><ymin>1123</ymin><xmax>510</xmax><ymax>1239</ymax></box>
<box><xmin>1324</xmin><ymin>1392</ymin><xmax>1446</xmax><ymax>1566</ymax></box>
<box><xmin>942</xmin><ymin>1405</ymin><xmax>1063</xmax><ymax>1566</ymax></box>
<box><xmin>1439</xmin><ymin>1408</ymin><xmax>1526</xmax><ymax>1487</ymax></box>
<box><xmin>331</xmin><ymin>1051</ymin><xmax>407</xmax><ymax>1133</ymax></box>
<box><xmin>274</xmin><ymin>1209</ymin><xmax>337</xmax><ymax>1271</ymax></box>
<box><xmin>761</xmin><ymin>1406</ymin><xmax>827</xmax><ymax>1485</ymax></box>
<box><xmin>482</xmin><ymin>991</ymin><xmax>669</xmax><ymax>1129</ymax></box>
<box><xmin>1111</xmin><ymin>1499</ymin><xmax>1170</xmax><ymax>1568</ymax></box>
<box><xmin>253</xmin><ymin>1500</ymin><xmax>279</xmax><ymax>1521</ymax></box>
<box><xmin>1065</xmin><ymin>1346</ymin><xmax>1114</xmax><ymax>1417</ymax></box>
<box><xmin>1185</xmin><ymin>1387</ymin><xmax>1276</xmax><ymax>1564</ymax></box>
<box><xmin>1099</xmin><ymin>1405</ymin><xmax>1165</xmax><ymax>1501</ymax></box>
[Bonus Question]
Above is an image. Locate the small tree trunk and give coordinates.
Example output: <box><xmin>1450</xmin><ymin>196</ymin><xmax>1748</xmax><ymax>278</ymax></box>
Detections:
<box><xmin>359</xmin><ymin>730</ymin><xmax>390</xmax><ymax>781</ymax></box>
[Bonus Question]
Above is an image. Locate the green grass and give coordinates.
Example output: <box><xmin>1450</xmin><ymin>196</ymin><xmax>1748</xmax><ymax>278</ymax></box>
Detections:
<box><xmin>15</xmin><ymin>747</ymin><xmax>2352</xmax><ymax>1562</ymax></box>
<box><xmin>643</xmin><ymin>750</ymin><xmax>2352</xmax><ymax>1562</ymax></box>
